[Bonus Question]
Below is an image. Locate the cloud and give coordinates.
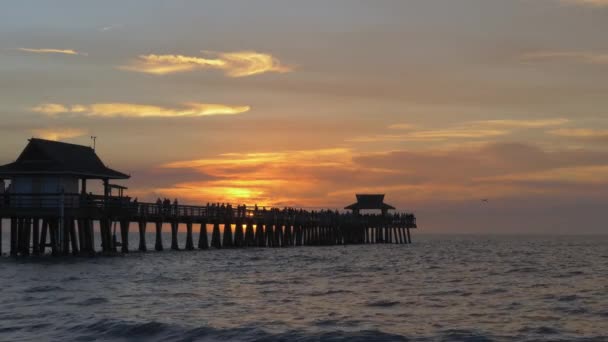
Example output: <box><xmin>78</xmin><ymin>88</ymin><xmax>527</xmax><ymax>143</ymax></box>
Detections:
<box><xmin>143</xmin><ymin>141</ymin><xmax>608</xmax><ymax>211</ymax></box>
<box><xmin>31</xmin><ymin>102</ymin><xmax>251</xmax><ymax>118</ymax></box>
<box><xmin>559</xmin><ymin>0</ymin><xmax>608</xmax><ymax>6</ymax></box>
<box><xmin>15</xmin><ymin>48</ymin><xmax>87</xmax><ymax>56</ymax></box>
<box><xmin>122</xmin><ymin>51</ymin><xmax>293</xmax><ymax>77</ymax></box>
<box><xmin>521</xmin><ymin>51</ymin><xmax>608</xmax><ymax>64</ymax></box>
<box><xmin>388</xmin><ymin>123</ymin><xmax>416</xmax><ymax>130</ymax></box>
<box><xmin>472</xmin><ymin>118</ymin><xmax>569</xmax><ymax>128</ymax></box>
<box><xmin>99</xmin><ymin>24</ymin><xmax>123</xmax><ymax>32</ymax></box>
<box><xmin>354</xmin><ymin>118</ymin><xmax>569</xmax><ymax>143</ymax></box>
<box><xmin>31</xmin><ymin>128</ymin><xmax>88</xmax><ymax>141</ymax></box>
<box><xmin>158</xmin><ymin>148</ymin><xmax>359</xmax><ymax>206</ymax></box>
<box><xmin>549</xmin><ymin>128</ymin><xmax>608</xmax><ymax>141</ymax></box>
<box><xmin>349</xmin><ymin>128</ymin><xmax>509</xmax><ymax>143</ymax></box>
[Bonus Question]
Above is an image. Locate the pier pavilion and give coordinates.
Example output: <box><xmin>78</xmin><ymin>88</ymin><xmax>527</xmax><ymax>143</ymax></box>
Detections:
<box><xmin>0</xmin><ymin>139</ymin><xmax>417</xmax><ymax>257</ymax></box>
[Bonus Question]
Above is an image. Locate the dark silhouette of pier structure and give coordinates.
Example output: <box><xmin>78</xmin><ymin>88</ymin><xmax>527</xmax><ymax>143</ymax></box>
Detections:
<box><xmin>0</xmin><ymin>139</ymin><xmax>417</xmax><ymax>257</ymax></box>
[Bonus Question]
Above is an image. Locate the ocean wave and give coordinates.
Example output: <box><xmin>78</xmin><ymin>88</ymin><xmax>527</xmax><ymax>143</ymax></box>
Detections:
<box><xmin>66</xmin><ymin>318</ymin><xmax>410</xmax><ymax>342</ymax></box>
<box><xmin>23</xmin><ymin>285</ymin><xmax>64</xmax><ymax>293</ymax></box>
<box><xmin>366</xmin><ymin>300</ymin><xmax>400</xmax><ymax>307</ymax></box>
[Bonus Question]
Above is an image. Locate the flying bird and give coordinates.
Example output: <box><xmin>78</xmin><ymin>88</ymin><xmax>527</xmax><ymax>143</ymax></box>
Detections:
<box><xmin>481</xmin><ymin>199</ymin><xmax>489</xmax><ymax>203</ymax></box>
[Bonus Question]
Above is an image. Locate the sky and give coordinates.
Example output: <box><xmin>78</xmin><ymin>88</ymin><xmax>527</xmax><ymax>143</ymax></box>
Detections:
<box><xmin>1</xmin><ymin>0</ymin><xmax>607</xmax><ymax>234</ymax></box>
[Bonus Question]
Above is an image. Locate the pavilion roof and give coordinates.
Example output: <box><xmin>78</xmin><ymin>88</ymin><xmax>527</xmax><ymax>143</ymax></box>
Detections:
<box><xmin>344</xmin><ymin>194</ymin><xmax>396</xmax><ymax>211</ymax></box>
<box><xmin>0</xmin><ymin>138</ymin><xmax>129</xmax><ymax>180</ymax></box>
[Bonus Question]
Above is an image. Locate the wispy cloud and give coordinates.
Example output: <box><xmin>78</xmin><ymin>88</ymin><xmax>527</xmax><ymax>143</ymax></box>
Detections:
<box><xmin>15</xmin><ymin>48</ymin><xmax>87</xmax><ymax>56</ymax></box>
<box><xmin>159</xmin><ymin>148</ymin><xmax>355</xmax><ymax>206</ymax></box>
<box><xmin>559</xmin><ymin>0</ymin><xmax>608</xmax><ymax>7</ymax></box>
<box><xmin>472</xmin><ymin>118</ymin><xmax>569</xmax><ymax>128</ymax></box>
<box><xmin>356</xmin><ymin>118</ymin><xmax>569</xmax><ymax>143</ymax></box>
<box><xmin>31</xmin><ymin>102</ymin><xmax>251</xmax><ymax>118</ymax></box>
<box><xmin>122</xmin><ymin>51</ymin><xmax>293</xmax><ymax>77</ymax></box>
<box><xmin>388</xmin><ymin>123</ymin><xmax>416</xmax><ymax>130</ymax></box>
<box><xmin>99</xmin><ymin>24</ymin><xmax>123</xmax><ymax>32</ymax></box>
<box><xmin>522</xmin><ymin>51</ymin><xmax>608</xmax><ymax>64</ymax></box>
<box><xmin>549</xmin><ymin>128</ymin><xmax>608</xmax><ymax>140</ymax></box>
<box><xmin>31</xmin><ymin>128</ymin><xmax>88</xmax><ymax>141</ymax></box>
<box><xmin>349</xmin><ymin>129</ymin><xmax>508</xmax><ymax>143</ymax></box>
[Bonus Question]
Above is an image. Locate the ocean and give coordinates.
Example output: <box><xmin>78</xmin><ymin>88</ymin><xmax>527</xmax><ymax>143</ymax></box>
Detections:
<box><xmin>0</xmin><ymin>234</ymin><xmax>606</xmax><ymax>341</ymax></box>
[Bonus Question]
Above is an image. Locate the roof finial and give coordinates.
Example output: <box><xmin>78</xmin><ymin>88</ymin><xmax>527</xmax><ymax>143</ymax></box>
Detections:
<box><xmin>91</xmin><ymin>136</ymin><xmax>97</xmax><ymax>151</ymax></box>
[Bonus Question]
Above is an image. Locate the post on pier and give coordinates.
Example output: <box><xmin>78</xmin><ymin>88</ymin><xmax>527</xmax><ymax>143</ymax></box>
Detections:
<box><xmin>198</xmin><ymin>220</ymin><xmax>208</xmax><ymax>249</ymax></box>
<box><xmin>120</xmin><ymin>220</ymin><xmax>130</xmax><ymax>253</ymax></box>
<box><xmin>234</xmin><ymin>220</ymin><xmax>244</xmax><ymax>247</ymax></box>
<box><xmin>138</xmin><ymin>221</ymin><xmax>147</xmax><ymax>252</ymax></box>
<box><xmin>211</xmin><ymin>221</ymin><xmax>221</xmax><ymax>248</ymax></box>
<box><xmin>185</xmin><ymin>221</ymin><xmax>194</xmax><ymax>250</ymax></box>
<box><xmin>223</xmin><ymin>221</ymin><xmax>234</xmax><ymax>248</ymax></box>
<box><xmin>171</xmin><ymin>221</ymin><xmax>179</xmax><ymax>250</ymax></box>
<box><xmin>155</xmin><ymin>221</ymin><xmax>164</xmax><ymax>251</ymax></box>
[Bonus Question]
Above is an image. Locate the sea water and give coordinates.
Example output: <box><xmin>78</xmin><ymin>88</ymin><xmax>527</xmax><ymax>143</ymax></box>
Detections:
<box><xmin>0</xmin><ymin>234</ymin><xmax>606</xmax><ymax>341</ymax></box>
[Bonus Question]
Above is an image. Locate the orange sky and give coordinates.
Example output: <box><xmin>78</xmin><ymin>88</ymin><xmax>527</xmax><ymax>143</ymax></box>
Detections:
<box><xmin>1</xmin><ymin>1</ymin><xmax>608</xmax><ymax>233</ymax></box>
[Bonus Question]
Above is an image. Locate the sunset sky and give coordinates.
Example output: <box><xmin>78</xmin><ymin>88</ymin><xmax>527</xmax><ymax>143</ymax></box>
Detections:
<box><xmin>1</xmin><ymin>0</ymin><xmax>607</xmax><ymax>234</ymax></box>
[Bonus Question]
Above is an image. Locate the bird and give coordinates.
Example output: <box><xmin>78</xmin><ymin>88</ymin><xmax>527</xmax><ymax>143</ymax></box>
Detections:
<box><xmin>481</xmin><ymin>199</ymin><xmax>489</xmax><ymax>203</ymax></box>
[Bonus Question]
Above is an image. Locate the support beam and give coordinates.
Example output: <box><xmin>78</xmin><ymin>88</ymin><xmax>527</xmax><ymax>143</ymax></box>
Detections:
<box><xmin>155</xmin><ymin>221</ymin><xmax>164</xmax><ymax>251</ymax></box>
<box><xmin>138</xmin><ymin>221</ymin><xmax>147</xmax><ymax>252</ymax></box>
<box><xmin>120</xmin><ymin>220</ymin><xmax>129</xmax><ymax>253</ymax></box>
<box><xmin>185</xmin><ymin>222</ymin><xmax>194</xmax><ymax>250</ymax></box>
<box><xmin>211</xmin><ymin>222</ymin><xmax>221</xmax><ymax>248</ymax></box>
<box><xmin>171</xmin><ymin>221</ymin><xmax>179</xmax><ymax>250</ymax></box>
<box><xmin>222</xmin><ymin>222</ymin><xmax>233</xmax><ymax>248</ymax></box>
<box><xmin>69</xmin><ymin>219</ymin><xmax>79</xmax><ymax>256</ymax></box>
<box><xmin>198</xmin><ymin>221</ymin><xmax>208</xmax><ymax>249</ymax></box>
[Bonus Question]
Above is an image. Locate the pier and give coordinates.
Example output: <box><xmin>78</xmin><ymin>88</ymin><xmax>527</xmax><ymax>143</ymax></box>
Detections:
<box><xmin>0</xmin><ymin>139</ymin><xmax>417</xmax><ymax>257</ymax></box>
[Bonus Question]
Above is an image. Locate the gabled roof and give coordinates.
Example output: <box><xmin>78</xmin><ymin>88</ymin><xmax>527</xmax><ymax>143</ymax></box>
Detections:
<box><xmin>345</xmin><ymin>194</ymin><xmax>396</xmax><ymax>211</ymax></box>
<box><xmin>0</xmin><ymin>138</ymin><xmax>129</xmax><ymax>179</ymax></box>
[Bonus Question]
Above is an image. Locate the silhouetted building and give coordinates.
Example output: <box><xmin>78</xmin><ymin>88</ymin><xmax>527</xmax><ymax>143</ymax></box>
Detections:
<box><xmin>345</xmin><ymin>194</ymin><xmax>396</xmax><ymax>216</ymax></box>
<box><xmin>0</xmin><ymin>138</ymin><xmax>129</xmax><ymax>206</ymax></box>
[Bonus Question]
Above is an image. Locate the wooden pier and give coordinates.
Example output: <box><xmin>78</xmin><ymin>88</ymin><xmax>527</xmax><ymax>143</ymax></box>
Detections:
<box><xmin>0</xmin><ymin>194</ymin><xmax>417</xmax><ymax>257</ymax></box>
<box><xmin>0</xmin><ymin>139</ymin><xmax>417</xmax><ymax>257</ymax></box>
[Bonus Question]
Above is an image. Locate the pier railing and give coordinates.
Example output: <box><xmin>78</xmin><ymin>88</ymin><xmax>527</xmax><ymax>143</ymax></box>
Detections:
<box><xmin>0</xmin><ymin>193</ymin><xmax>418</xmax><ymax>257</ymax></box>
<box><xmin>0</xmin><ymin>193</ymin><xmax>416</xmax><ymax>227</ymax></box>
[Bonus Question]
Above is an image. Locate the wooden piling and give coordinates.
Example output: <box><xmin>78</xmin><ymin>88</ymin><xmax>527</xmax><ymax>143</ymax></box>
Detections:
<box><xmin>120</xmin><ymin>220</ymin><xmax>129</xmax><ymax>253</ymax></box>
<box><xmin>171</xmin><ymin>221</ymin><xmax>179</xmax><ymax>250</ymax></box>
<box><xmin>406</xmin><ymin>228</ymin><xmax>412</xmax><ymax>244</ymax></box>
<box><xmin>234</xmin><ymin>220</ymin><xmax>244</xmax><ymax>247</ymax></box>
<box><xmin>255</xmin><ymin>221</ymin><xmax>265</xmax><ymax>247</ymax></box>
<box><xmin>222</xmin><ymin>222</ymin><xmax>233</xmax><ymax>248</ymax></box>
<box><xmin>69</xmin><ymin>219</ymin><xmax>79</xmax><ymax>255</ymax></box>
<box><xmin>245</xmin><ymin>220</ymin><xmax>255</xmax><ymax>247</ymax></box>
<box><xmin>0</xmin><ymin>218</ymin><xmax>2</xmax><ymax>255</ymax></box>
<box><xmin>211</xmin><ymin>221</ymin><xmax>221</xmax><ymax>248</ymax></box>
<box><xmin>198</xmin><ymin>221</ymin><xmax>208</xmax><ymax>249</ymax></box>
<box><xmin>185</xmin><ymin>221</ymin><xmax>194</xmax><ymax>250</ymax></box>
<box><xmin>155</xmin><ymin>221</ymin><xmax>164</xmax><ymax>251</ymax></box>
<box><xmin>138</xmin><ymin>221</ymin><xmax>147</xmax><ymax>252</ymax></box>
<box><xmin>49</xmin><ymin>219</ymin><xmax>59</xmax><ymax>256</ymax></box>
<box><xmin>39</xmin><ymin>219</ymin><xmax>48</xmax><ymax>254</ymax></box>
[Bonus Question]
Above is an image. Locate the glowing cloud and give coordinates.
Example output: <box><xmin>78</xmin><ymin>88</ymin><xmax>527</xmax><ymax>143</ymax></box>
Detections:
<box><xmin>31</xmin><ymin>102</ymin><xmax>250</xmax><ymax>118</ymax></box>
<box><xmin>158</xmin><ymin>148</ymin><xmax>355</xmax><ymax>206</ymax></box>
<box><xmin>15</xmin><ymin>48</ymin><xmax>87</xmax><ymax>56</ymax></box>
<box><xmin>349</xmin><ymin>129</ymin><xmax>508</xmax><ymax>143</ymax></box>
<box><xmin>122</xmin><ymin>51</ymin><xmax>293</xmax><ymax>77</ymax></box>
<box><xmin>31</xmin><ymin>103</ymin><xmax>69</xmax><ymax>115</ymax></box>
<box><xmin>31</xmin><ymin>128</ymin><xmax>88</xmax><ymax>141</ymax></box>
<box><xmin>473</xmin><ymin>118</ymin><xmax>569</xmax><ymax>128</ymax></box>
<box><xmin>549</xmin><ymin>128</ymin><xmax>608</xmax><ymax>140</ymax></box>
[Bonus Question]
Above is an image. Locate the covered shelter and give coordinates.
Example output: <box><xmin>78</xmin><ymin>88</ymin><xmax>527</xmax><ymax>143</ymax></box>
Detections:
<box><xmin>345</xmin><ymin>194</ymin><xmax>396</xmax><ymax>216</ymax></box>
<box><xmin>0</xmin><ymin>138</ymin><xmax>129</xmax><ymax>206</ymax></box>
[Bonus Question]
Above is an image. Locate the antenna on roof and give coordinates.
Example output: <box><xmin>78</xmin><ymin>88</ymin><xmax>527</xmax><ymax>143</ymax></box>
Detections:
<box><xmin>91</xmin><ymin>136</ymin><xmax>97</xmax><ymax>151</ymax></box>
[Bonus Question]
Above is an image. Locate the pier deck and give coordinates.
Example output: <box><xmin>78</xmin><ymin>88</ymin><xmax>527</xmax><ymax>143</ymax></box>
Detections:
<box><xmin>0</xmin><ymin>193</ymin><xmax>417</xmax><ymax>257</ymax></box>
